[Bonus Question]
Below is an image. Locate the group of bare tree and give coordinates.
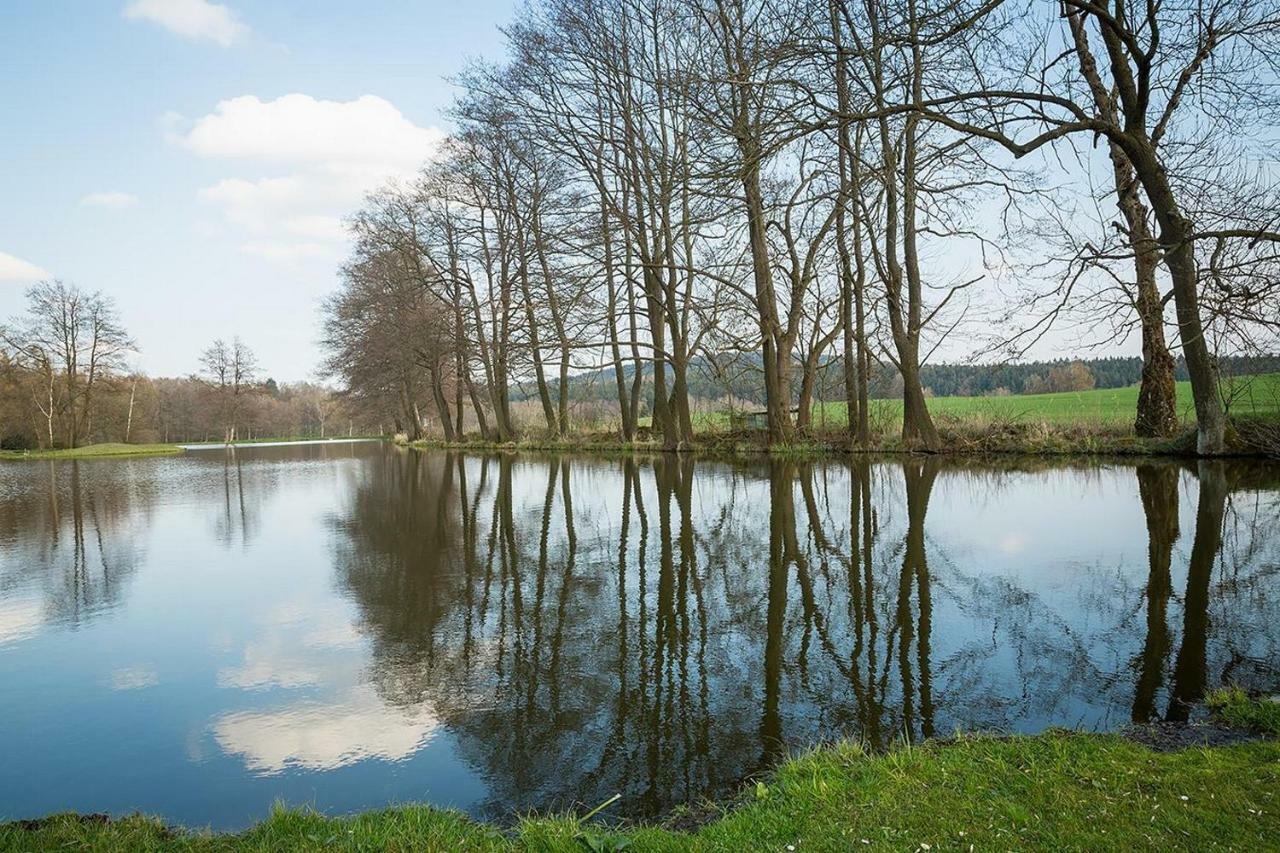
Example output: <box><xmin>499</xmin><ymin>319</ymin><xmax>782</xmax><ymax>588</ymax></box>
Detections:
<box><xmin>324</xmin><ymin>0</ymin><xmax>1280</xmax><ymax>453</ymax></box>
<box><xmin>1</xmin><ymin>280</ymin><xmax>132</xmax><ymax>449</ymax></box>
<box><xmin>1</xmin><ymin>283</ymin><xmax>359</xmax><ymax>449</ymax></box>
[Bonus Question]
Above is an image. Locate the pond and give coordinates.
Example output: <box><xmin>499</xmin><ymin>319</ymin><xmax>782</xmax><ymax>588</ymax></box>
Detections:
<box><xmin>1</xmin><ymin>443</ymin><xmax>1278</xmax><ymax>829</ymax></box>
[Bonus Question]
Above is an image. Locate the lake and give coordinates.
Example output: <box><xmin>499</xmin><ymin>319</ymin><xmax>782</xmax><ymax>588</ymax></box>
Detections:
<box><xmin>1</xmin><ymin>443</ymin><xmax>1278</xmax><ymax>829</ymax></box>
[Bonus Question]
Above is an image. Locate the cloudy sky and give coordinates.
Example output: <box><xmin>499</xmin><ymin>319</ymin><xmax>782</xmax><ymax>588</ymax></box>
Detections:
<box><xmin>0</xmin><ymin>0</ymin><xmax>514</xmax><ymax>381</ymax></box>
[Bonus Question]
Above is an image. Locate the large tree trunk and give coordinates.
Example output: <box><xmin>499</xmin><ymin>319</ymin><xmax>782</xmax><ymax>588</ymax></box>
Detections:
<box><xmin>1112</xmin><ymin>131</ymin><xmax>1177</xmax><ymax>441</ymax></box>
<box><xmin>1161</xmin><ymin>214</ymin><xmax>1225</xmax><ymax>454</ymax></box>
<box><xmin>464</xmin><ymin>372</ymin><xmax>491</xmax><ymax>441</ymax></box>
<box><xmin>601</xmin><ymin>202</ymin><xmax>634</xmax><ymax>441</ymax></box>
<box><xmin>641</xmin><ymin>266</ymin><xmax>677</xmax><ymax>451</ymax></box>
<box><xmin>428</xmin><ymin>365</ymin><xmax>455</xmax><ymax>442</ymax></box>
<box><xmin>530</xmin><ymin>207</ymin><xmax>572</xmax><ymax>438</ymax></box>
<box><xmin>896</xmin><ymin>35</ymin><xmax>940</xmax><ymax>451</ymax></box>
<box><xmin>742</xmin><ymin>150</ymin><xmax>792</xmax><ymax>446</ymax></box>
<box><xmin>831</xmin><ymin>0</ymin><xmax>860</xmax><ymax>447</ymax></box>
<box><xmin>1081</xmin><ymin>11</ymin><xmax>1226</xmax><ymax>454</ymax></box>
<box><xmin>1069</xmin><ymin>17</ymin><xmax>1179</xmax><ymax>440</ymax></box>
<box><xmin>668</xmin><ymin>354</ymin><xmax>694</xmax><ymax>448</ymax></box>
<box><xmin>1133</xmin><ymin>263</ymin><xmax>1178</xmax><ymax>438</ymax></box>
<box><xmin>518</xmin><ymin>268</ymin><xmax>558</xmax><ymax>434</ymax></box>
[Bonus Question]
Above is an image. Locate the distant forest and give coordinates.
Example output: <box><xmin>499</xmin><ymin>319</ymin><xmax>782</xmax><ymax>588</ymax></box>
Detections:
<box><xmin>519</xmin><ymin>355</ymin><xmax>1280</xmax><ymax>409</ymax></box>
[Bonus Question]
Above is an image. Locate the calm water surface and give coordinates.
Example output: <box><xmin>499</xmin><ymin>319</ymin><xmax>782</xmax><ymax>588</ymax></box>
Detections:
<box><xmin>1</xmin><ymin>444</ymin><xmax>1278</xmax><ymax>828</ymax></box>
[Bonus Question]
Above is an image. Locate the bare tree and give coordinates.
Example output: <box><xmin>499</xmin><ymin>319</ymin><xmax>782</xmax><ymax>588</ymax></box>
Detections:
<box><xmin>200</xmin><ymin>337</ymin><xmax>259</xmax><ymax>443</ymax></box>
<box><xmin>1</xmin><ymin>280</ymin><xmax>133</xmax><ymax>448</ymax></box>
<box><xmin>912</xmin><ymin>0</ymin><xmax>1280</xmax><ymax>453</ymax></box>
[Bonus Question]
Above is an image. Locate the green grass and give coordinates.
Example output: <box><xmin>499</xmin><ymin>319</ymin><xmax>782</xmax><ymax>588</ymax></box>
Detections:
<box><xmin>751</xmin><ymin>373</ymin><xmax>1280</xmax><ymax>432</ymax></box>
<box><xmin>1208</xmin><ymin>687</ymin><xmax>1280</xmax><ymax>736</ymax></box>
<box><xmin>4</xmin><ymin>693</ymin><xmax>1277</xmax><ymax>851</ymax></box>
<box><xmin>0</xmin><ymin>443</ymin><xmax>184</xmax><ymax>461</ymax></box>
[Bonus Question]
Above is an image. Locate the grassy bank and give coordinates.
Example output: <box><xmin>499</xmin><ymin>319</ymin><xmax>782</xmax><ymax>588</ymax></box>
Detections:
<box><xmin>0</xmin><ymin>442</ymin><xmax>184</xmax><ymax>461</ymax></box>
<box><xmin>413</xmin><ymin>375</ymin><xmax>1280</xmax><ymax>458</ymax></box>
<box><xmin>413</xmin><ymin>416</ymin><xmax>1278</xmax><ymax>459</ymax></box>
<box><xmin>0</xmin><ymin>437</ymin><xmax>387</xmax><ymax>462</ymax></box>
<box><xmin>4</xmin><ymin>692</ymin><xmax>1277</xmax><ymax>851</ymax></box>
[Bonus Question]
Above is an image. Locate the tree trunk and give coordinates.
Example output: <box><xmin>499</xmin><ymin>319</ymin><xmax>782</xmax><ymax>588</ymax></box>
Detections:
<box><xmin>896</xmin><ymin>31</ymin><xmax>940</xmax><ymax>451</ymax></box>
<box><xmin>742</xmin><ymin>150</ymin><xmax>791</xmax><ymax>445</ymax></box>
<box><xmin>1101</xmin><ymin>158</ymin><xmax>1173</xmax><ymax>430</ymax></box>
<box><xmin>125</xmin><ymin>379</ymin><xmax>137</xmax><ymax>443</ymax></box>
<box><xmin>602</xmin><ymin>203</ymin><xmax>634</xmax><ymax>441</ymax></box>
<box><xmin>1071</xmin><ymin>19</ymin><xmax>1179</xmax><ymax>440</ymax></box>
<box><xmin>429</xmin><ymin>365</ymin><xmax>455</xmax><ymax>442</ymax></box>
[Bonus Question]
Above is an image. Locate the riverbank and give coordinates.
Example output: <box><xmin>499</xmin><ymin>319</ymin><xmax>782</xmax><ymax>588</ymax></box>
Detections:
<box><xmin>4</xmin><ymin>690</ymin><xmax>1276</xmax><ymax>851</ymax></box>
<box><xmin>0</xmin><ymin>437</ymin><xmax>386</xmax><ymax>461</ymax></box>
<box><xmin>0</xmin><ymin>442</ymin><xmax>184</xmax><ymax>461</ymax></box>
<box><xmin>411</xmin><ymin>375</ymin><xmax>1280</xmax><ymax>458</ymax></box>
<box><xmin>411</xmin><ymin>413</ymin><xmax>1280</xmax><ymax>459</ymax></box>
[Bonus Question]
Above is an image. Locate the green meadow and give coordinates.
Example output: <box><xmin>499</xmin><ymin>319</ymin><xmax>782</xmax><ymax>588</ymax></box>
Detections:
<box><xmin>695</xmin><ymin>373</ymin><xmax>1280</xmax><ymax>433</ymax></box>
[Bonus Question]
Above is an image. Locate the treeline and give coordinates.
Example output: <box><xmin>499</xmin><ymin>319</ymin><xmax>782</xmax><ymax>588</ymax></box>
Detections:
<box><xmin>0</xmin><ymin>281</ymin><xmax>356</xmax><ymax>450</ymax></box>
<box><xmin>322</xmin><ymin>0</ymin><xmax>1280</xmax><ymax>452</ymax></box>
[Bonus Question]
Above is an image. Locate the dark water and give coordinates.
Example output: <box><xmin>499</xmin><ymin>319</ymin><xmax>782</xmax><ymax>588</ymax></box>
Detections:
<box><xmin>1</xmin><ymin>443</ymin><xmax>1278</xmax><ymax>829</ymax></box>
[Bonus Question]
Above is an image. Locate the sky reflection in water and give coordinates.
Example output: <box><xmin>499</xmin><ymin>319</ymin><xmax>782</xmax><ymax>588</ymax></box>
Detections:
<box><xmin>0</xmin><ymin>443</ymin><xmax>1277</xmax><ymax>829</ymax></box>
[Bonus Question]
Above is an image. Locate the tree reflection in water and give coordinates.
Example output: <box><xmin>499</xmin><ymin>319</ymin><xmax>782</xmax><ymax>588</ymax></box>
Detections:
<box><xmin>0</xmin><ymin>460</ymin><xmax>155</xmax><ymax>635</ymax></box>
<box><xmin>329</xmin><ymin>451</ymin><xmax>1280</xmax><ymax>821</ymax></box>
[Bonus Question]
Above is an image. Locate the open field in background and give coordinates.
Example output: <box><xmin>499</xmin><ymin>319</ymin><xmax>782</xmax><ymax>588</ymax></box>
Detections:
<box><xmin>3</xmin><ymin>690</ymin><xmax>1277</xmax><ymax>852</ymax></box>
<box><xmin>701</xmin><ymin>373</ymin><xmax>1280</xmax><ymax>432</ymax></box>
<box><xmin>488</xmin><ymin>374</ymin><xmax>1280</xmax><ymax>455</ymax></box>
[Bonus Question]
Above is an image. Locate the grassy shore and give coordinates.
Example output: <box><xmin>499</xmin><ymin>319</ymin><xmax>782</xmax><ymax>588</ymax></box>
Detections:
<box><xmin>0</xmin><ymin>442</ymin><xmax>184</xmax><ymax>461</ymax></box>
<box><xmin>0</xmin><ymin>437</ymin><xmax>386</xmax><ymax>462</ymax></box>
<box><xmin>412</xmin><ymin>375</ymin><xmax>1280</xmax><ymax>458</ymax></box>
<box><xmin>414</xmin><ymin>416</ymin><xmax>1278</xmax><ymax>459</ymax></box>
<box><xmin>3</xmin><ymin>691</ymin><xmax>1276</xmax><ymax>851</ymax></box>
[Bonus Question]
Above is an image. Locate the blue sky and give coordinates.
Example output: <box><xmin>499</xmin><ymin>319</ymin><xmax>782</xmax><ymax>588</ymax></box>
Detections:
<box><xmin>0</xmin><ymin>0</ymin><xmax>515</xmax><ymax>381</ymax></box>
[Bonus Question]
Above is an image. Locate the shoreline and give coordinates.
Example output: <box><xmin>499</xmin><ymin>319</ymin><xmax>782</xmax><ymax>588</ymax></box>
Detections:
<box><xmin>406</xmin><ymin>420</ymin><xmax>1279</xmax><ymax>461</ymax></box>
<box><xmin>6</xmin><ymin>417</ymin><xmax>1277</xmax><ymax>463</ymax></box>
<box><xmin>2</xmin><ymin>690</ymin><xmax>1276</xmax><ymax>851</ymax></box>
<box><xmin>0</xmin><ymin>437</ymin><xmax>386</xmax><ymax>462</ymax></box>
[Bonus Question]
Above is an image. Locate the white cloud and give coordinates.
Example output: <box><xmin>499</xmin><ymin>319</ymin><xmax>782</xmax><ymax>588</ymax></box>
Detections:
<box><xmin>122</xmin><ymin>0</ymin><xmax>247</xmax><ymax>47</ymax></box>
<box><xmin>0</xmin><ymin>251</ymin><xmax>50</xmax><ymax>283</ymax></box>
<box><xmin>175</xmin><ymin>94</ymin><xmax>444</xmax><ymax>262</ymax></box>
<box><xmin>80</xmin><ymin>191</ymin><xmax>140</xmax><ymax>209</ymax></box>
<box><xmin>212</xmin><ymin>686</ymin><xmax>438</xmax><ymax>773</ymax></box>
<box><xmin>181</xmin><ymin>94</ymin><xmax>441</xmax><ymax>169</ymax></box>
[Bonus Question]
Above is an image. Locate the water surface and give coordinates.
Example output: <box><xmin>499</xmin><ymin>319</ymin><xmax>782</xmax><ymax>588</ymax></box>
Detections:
<box><xmin>1</xmin><ymin>444</ymin><xmax>1277</xmax><ymax>828</ymax></box>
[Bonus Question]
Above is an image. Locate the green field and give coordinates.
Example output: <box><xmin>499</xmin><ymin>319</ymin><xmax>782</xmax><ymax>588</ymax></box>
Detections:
<box><xmin>698</xmin><ymin>373</ymin><xmax>1280</xmax><ymax>432</ymax></box>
